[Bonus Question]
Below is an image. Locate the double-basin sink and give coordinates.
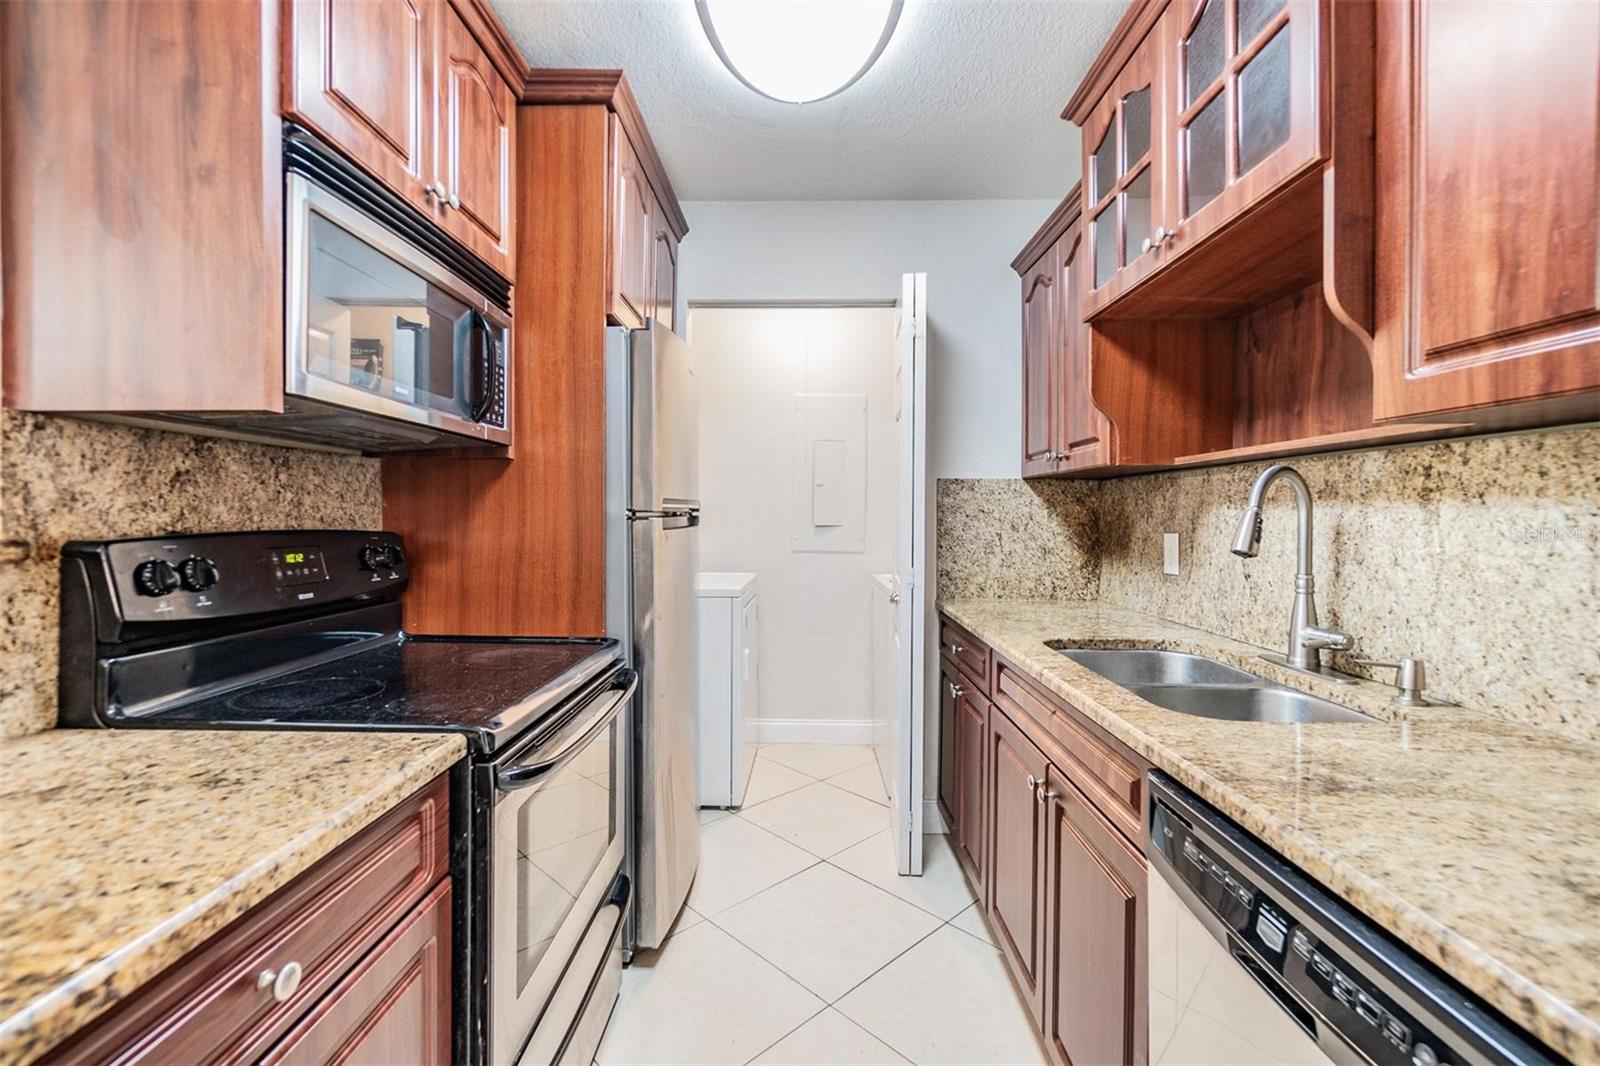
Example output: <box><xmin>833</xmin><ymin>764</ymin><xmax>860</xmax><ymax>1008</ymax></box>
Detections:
<box><xmin>1050</xmin><ymin>646</ymin><xmax>1377</xmax><ymax>725</ymax></box>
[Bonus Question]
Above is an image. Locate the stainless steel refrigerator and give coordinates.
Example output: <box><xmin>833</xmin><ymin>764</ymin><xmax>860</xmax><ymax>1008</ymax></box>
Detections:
<box><xmin>605</xmin><ymin>322</ymin><xmax>701</xmax><ymax>953</ymax></box>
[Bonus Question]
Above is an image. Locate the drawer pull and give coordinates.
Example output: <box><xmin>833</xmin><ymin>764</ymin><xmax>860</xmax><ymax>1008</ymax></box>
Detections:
<box><xmin>258</xmin><ymin>960</ymin><xmax>303</xmax><ymax>1003</ymax></box>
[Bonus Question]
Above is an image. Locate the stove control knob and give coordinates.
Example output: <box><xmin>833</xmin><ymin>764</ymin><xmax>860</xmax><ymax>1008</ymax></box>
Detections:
<box><xmin>178</xmin><ymin>556</ymin><xmax>220</xmax><ymax>592</ymax></box>
<box><xmin>134</xmin><ymin>559</ymin><xmax>180</xmax><ymax>597</ymax></box>
<box><xmin>361</xmin><ymin>544</ymin><xmax>397</xmax><ymax>571</ymax></box>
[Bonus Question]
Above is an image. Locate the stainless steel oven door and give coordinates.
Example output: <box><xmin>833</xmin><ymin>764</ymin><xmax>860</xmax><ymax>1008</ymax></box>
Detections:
<box><xmin>285</xmin><ymin>174</ymin><xmax>511</xmax><ymax>446</ymax></box>
<box><xmin>489</xmin><ymin>669</ymin><xmax>636</xmax><ymax>1066</ymax></box>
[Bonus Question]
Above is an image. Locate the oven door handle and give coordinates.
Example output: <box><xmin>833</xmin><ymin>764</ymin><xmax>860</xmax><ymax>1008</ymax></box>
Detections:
<box><xmin>495</xmin><ymin>669</ymin><xmax>636</xmax><ymax>792</ymax></box>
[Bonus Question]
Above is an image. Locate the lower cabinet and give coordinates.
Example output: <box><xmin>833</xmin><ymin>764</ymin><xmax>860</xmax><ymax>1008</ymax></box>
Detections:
<box><xmin>46</xmin><ymin>776</ymin><xmax>453</xmax><ymax>1066</ymax></box>
<box><xmin>953</xmin><ymin>681</ymin><xmax>989</xmax><ymax>897</ymax></box>
<box><xmin>1043</xmin><ymin>768</ymin><xmax>1147</xmax><ymax>1066</ymax></box>
<box><xmin>937</xmin><ymin>658</ymin><xmax>959</xmax><ymax>828</ymax></box>
<box><xmin>987</xmin><ymin>706</ymin><xmax>1049</xmax><ymax>1023</ymax></box>
<box><xmin>263</xmin><ymin>880</ymin><xmax>452</xmax><ymax>1065</ymax></box>
<box><xmin>936</xmin><ymin>613</ymin><xmax>1149</xmax><ymax>1066</ymax></box>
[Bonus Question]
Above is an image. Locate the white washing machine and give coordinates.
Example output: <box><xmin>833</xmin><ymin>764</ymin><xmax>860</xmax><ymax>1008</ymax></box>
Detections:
<box><xmin>695</xmin><ymin>572</ymin><xmax>759</xmax><ymax>807</ymax></box>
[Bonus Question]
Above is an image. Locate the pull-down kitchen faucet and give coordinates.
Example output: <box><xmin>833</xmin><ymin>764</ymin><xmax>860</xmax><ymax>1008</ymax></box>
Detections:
<box><xmin>1230</xmin><ymin>464</ymin><xmax>1353</xmax><ymax>673</ymax></box>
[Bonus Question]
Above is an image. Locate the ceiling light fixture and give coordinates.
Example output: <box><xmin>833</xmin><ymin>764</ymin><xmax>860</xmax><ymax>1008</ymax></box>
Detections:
<box><xmin>696</xmin><ymin>0</ymin><xmax>904</xmax><ymax>105</ymax></box>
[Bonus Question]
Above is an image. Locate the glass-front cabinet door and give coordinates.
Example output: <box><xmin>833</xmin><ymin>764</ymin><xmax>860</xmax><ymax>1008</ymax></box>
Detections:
<box><xmin>1166</xmin><ymin>0</ymin><xmax>1323</xmax><ymax>257</ymax></box>
<box><xmin>1082</xmin><ymin>20</ymin><xmax>1170</xmax><ymax>315</ymax></box>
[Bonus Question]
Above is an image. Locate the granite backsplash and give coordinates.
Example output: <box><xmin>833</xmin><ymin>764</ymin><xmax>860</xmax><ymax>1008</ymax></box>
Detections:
<box><xmin>0</xmin><ymin>412</ymin><xmax>382</xmax><ymax>738</ymax></box>
<box><xmin>936</xmin><ymin>425</ymin><xmax>1600</xmax><ymax>740</ymax></box>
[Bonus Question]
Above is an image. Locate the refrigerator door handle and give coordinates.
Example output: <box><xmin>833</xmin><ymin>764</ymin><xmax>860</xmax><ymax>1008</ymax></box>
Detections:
<box><xmin>627</xmin><ymin>507</ymin><xmax>700</xmax><ymax>528</ymax></box>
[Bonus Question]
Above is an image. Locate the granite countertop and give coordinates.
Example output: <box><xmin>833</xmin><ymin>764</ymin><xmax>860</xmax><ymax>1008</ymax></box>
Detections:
<box><xmin>0</xmin><ymin>729</ymin><xmax>465</xmax><ymax>1066</ymax></box>
<box><xmin>939</xmin><ymin>598</ymin><xmax>1600</xmax><ymax>1063</ymax></box>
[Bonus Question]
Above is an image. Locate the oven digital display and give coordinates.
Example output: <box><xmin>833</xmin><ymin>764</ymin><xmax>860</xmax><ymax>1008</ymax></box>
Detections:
<box><xmin>270</xmin><ymin>547</ymin><xmax>327</xmax><ymax>586</ymax></box>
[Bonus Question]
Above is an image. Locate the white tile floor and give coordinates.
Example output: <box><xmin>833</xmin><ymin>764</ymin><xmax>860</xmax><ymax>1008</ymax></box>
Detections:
<box><xmin>597</xmin><ymin>744</ymin><xmax>1049</xmax><ymax>1066</ymax></box>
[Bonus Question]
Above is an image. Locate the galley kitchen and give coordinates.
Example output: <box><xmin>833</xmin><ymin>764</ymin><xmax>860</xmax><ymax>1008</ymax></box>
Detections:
<box><xmin>1</xmin><ymin>1</ymin><xmax>1596</xmax><ymax>1065</ymax></box>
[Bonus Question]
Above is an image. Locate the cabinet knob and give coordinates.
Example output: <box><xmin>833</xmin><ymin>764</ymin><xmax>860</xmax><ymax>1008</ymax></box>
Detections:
<box><xmin>448</xmin><ymin>191</ymin><xmax>461</xmax><ymax>210</ymax></box>
<box><xmin>425</xmin><ymin>181</ymin><xmax>445</xmax><ymax>200</ymax></box>
<box><xmin>950</xmin><ymin>642</ymin><xmax>964</xmax><ymax>654</ymax></box>
<box><xmin>1140</xmin><ymin>237</ymin><xmax>1153</xmax><ymax>254</ymax></box>
<box><xmin>1026</xmin><ymin>773</ymin><xmax>1039</xmax><ymax>791</ymax></box>
<box><xmin>257</xmin><ymin>960</ymin><xmax>303</xmax><ymax>1003</ymax></box>
<box><xmin>950</xmin><ymin>682</ymin><xmax>965</xmax><ymax>698</ymax></box>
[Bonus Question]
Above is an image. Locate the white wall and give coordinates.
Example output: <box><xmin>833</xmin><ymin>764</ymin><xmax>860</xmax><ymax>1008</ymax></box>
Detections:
<box><xmin>679</xmin><ymin>199</ymin><xmax>1058</xmax><ymax>480</ymax></box>
<box><xmin>694</xmin><ymin>307</ymin><xmax>898</xmax><ymax>733</ymax></box>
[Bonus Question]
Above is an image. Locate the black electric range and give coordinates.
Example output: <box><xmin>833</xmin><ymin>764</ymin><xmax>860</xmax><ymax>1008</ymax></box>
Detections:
<box><xmin>57</xmin><ymin>530</ymin><xmax>634</xmax><ymax>1065</ymax></box>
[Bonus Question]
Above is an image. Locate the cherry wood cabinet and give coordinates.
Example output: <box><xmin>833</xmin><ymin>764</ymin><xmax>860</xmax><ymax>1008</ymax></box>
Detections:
<box><xmin>44</xmin><ymin>776</ymin><xmax>453</xmax><ymax>1065</ymax></box>
<box><xmin>609</xmin><ymin>115</ymin><xmax>655</xmax><ymax>329</ymax></box>
<box><xmin>262</xmin><ymin>881</ymin><xmax>452</xmax><ymax>1066</ymax></box>
<box><xmin>436</xmin><ymin>2</ymin><xmax>516</xmax><ymax>274</ymax></box>
<box><xmin>1</xmin><ymin>0</ymin><xmax>284</xmax><ymax>414</ymax></box>
<box><xmin>1371</xmin><ymin>0</ymin><xmax>1600</xmax><ymax>424</ymax></box>
<box><xmin>952</xmin><ymin>682</ymin><xmax>989</xmax><ymax>896</ymax></box>
<box><xmin>936</xmin><ymin>612</ymin><xmax>1150</xmax><ymax>1066</ymax></box>
<box><xmin>652</xmin><ymin>199</ymin><xmax>681</xmax><ymax>334</ymax></box>
<box><xmin>1015</xmin><ymin>192</ymin><xmax>1112</xmax><ymax>478</ymax></box>
<box><xmin>284</xmin><ymin>0</ymin><xmax>436</xmax><ymax>210</ymax></box>
<box><xmin>385</xmin><ymin>72</ymin><xmax>688</xmax><ymax>638</ymax></box>
<box><xmin>937</xmin><ymin>658</ymin><xmax>959</xmax><ymax>829</ymax></box>
<box><xmin>1020</xmin><ymin>242</ymin><xmax>1062</xmax><ymax>476</ymax></box>
<box><xmin>1161</xmin><ymin>0</ymin><xmax>1323</xmax><ymax>265</ymax></box>
<box><xmin>1082</xmin><ymin>19</ymin><xmax>1169</xmax><ymax>316</ymax></box>
<box><xmin>1056</xmin><ymin>218</ymin><xmax>1111</xmax><ymax>471</ymax></box>
<box><xmin>284</xmin><ymin>0</ymin><xmax>518</xmax><ymax>278</ymax></box>
<box><xmin>1043</xmin><ymin>769</ymin><xmax>1147</xmax><ymax>1066</ymax></box>
<box><xmin>987</xmin><ymin>706</ymin><xmax>1050</xmax><ymax>1024</ymax></box>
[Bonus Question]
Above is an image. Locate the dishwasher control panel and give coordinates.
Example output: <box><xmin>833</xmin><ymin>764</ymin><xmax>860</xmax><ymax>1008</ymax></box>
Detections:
<box><xmin>1147</xmin><ymin>776</ymin><xmax>1555</xmax><ymax>1066</ymax></box>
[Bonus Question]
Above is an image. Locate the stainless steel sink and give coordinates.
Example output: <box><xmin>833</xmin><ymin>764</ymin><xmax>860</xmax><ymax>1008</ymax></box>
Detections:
<box><xmin>1053</xmin><ymin>647</ymin><xmax>1377</xmax><ymax>725</ymax></box>
<box><xmin>1124</xmin><ymin>684</ymin><xmax>1376</xmax><ymax>724</ymax></box>
<box><xmin>1055</xmin><ymin>648</ymin><xmax>1260</xmax><ymax>686</ymax></box>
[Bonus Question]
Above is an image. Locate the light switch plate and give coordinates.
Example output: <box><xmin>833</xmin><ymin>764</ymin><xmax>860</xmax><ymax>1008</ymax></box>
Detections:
<box><xmin>1162</xmin><ymin>532</ymin><xmax>1180</xmax><ymax>575</ymax></box>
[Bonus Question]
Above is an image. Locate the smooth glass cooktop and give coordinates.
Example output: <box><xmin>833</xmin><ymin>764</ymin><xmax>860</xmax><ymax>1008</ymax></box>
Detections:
<box><xmin>146</xmin><ymin>635</ymin><xmax>620</xmax><ymax>753</ymax></box>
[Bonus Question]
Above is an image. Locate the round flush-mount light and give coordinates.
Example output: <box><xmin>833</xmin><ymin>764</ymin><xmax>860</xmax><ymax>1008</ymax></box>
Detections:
<box><xmin>696</xmin><ymin>0</ymin><xmax>904</xmax><ymax>105</ymax></box>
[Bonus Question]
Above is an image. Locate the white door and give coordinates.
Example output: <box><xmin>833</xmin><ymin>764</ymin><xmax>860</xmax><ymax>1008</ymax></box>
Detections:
<box><xmin>893</xmin><ymin>273</ymin><xmax>928</xmax><ymax>875</ymax></box>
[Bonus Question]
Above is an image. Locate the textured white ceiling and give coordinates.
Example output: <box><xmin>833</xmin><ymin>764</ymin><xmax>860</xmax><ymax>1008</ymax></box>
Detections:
<box><xmin>492</xmin><ymin>0</ymin><xmax>1129</xmax><ymax>200</ymax></box>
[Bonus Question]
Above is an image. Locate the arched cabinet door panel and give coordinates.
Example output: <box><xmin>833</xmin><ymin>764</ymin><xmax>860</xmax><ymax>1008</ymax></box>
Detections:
<box><xmin>1020</xmin><ymin>243</ymin><xmax>1061</xmax><ymax>476</ymax></box>
<box><xmin>437</xmin><ymin>2</ymin><xmax>515</xmax><ymax>276</ymax></box>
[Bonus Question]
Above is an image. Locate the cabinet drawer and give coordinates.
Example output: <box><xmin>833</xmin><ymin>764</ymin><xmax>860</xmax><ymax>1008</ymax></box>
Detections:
<box><xmin>994</xmin><ymin>662</ymin><xmax>1143</xmax><ymax>843</ymax></box>
<box><xmin>50</xmin><ymin>775</ymin><xmax>451</xmax><ymax>1065</ymax></box>
<box><xmin>939</xmin><ymin>617</ymin><xmax>990</xmax><ymax>693</ymax></box>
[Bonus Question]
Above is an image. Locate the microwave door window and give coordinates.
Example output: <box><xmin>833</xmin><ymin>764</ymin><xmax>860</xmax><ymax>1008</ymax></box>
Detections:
<box><xmin>305</xmin><ymin>213</ymin><xmax>470</xmax><ymax>417</ymax></box>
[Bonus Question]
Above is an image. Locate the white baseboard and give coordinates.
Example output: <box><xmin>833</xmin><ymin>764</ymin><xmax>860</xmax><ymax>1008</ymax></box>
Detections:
<box><xmin>756</xmin><ymin>718</ymin><xmax>875</xmax><ymax>745</ymax></box>
<box><xmin>923</xmin><ymin>800</ymin><xmax>948</xmax><ymax>834</ymax></box>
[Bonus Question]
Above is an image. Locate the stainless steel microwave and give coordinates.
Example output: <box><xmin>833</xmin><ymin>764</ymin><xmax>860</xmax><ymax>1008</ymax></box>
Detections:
<box><xmin>282</xmin><ymin>170</ymin><xmax>512</xmax><ymax>451</ymax></box>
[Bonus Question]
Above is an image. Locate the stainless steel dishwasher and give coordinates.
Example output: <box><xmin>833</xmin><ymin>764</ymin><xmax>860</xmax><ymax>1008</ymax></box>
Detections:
<box><xmin>1145</xmin><ymin>773</ymin><xmax>1553</xmax><ymax>1066</ymax></box>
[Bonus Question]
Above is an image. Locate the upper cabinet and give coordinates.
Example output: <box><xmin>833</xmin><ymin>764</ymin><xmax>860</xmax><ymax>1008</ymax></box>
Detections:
<box><xmin>284</xmin><ymin>0</ymin><xmax>436</xmax><ymax>207</ymax></box>
<box><xmin>1162</xmin><ymin>0</ymin><xmax>1322</xmax><ymax>261</ymax></box>
<box><xmin>1083</xmin><ymin>24</ymin><xmax>1168</xmax><ymax>313</ymax></box>
<box><xmin>1077</xmin><ymin>0</ymin><xmax>1327</xmax><ymax>317</ymax></box>
<box><xmin>284</xmin><ymin>0</ymin><xmax>519</xmax><ymax>278</ymax></box>
<box><xmin>610</xmin><ymin>116</ymin><xmax>655</xmax><ymax>330</ymax></box>
<box><xmin>1015</xmin><ymin>190</ymin><xmax>1112</xmax><ymax>477</ymax></box>
<box><xmin>1020</xmin><ymin>242</ymin><xmax>1062</xmax><ymax>476</ymax></box>
<box><xmin>1371</xmin><ymin>0</ymin><xmax>1600</xmax><ymax>423</ymax></box>
<box><xmin>1035</xmin><ymin>0</ymin><xmax>1596</xmax><ymax>480</ymax></box>
<box><xmin>437</xmin><ymin>3</ymin><xmax>516</xmax><ymax>273</ymax></box>
<box><xmin>652</xmin><ymin>203</ymin><xmax>681</xmax><ymax>334</ymax></box>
